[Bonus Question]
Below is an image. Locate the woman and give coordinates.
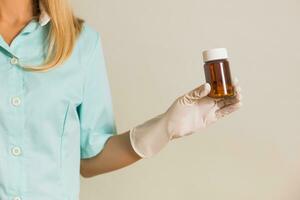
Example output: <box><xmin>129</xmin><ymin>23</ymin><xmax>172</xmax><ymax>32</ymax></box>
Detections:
<box><xmin>0</xmin><ymin>0</ymin><xmax>242</xmax><ymax>199</ymax></box>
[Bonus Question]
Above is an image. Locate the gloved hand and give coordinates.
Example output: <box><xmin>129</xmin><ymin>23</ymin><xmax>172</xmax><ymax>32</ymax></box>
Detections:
<box><xmin>129</xmin><ymin>79</ymin><xmax>242</xmax><ymax>158</ymax></box>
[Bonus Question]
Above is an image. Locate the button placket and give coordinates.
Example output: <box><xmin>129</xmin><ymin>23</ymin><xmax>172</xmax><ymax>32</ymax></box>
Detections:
<box><xmin>7</xmin><ymin>54</ymin><xmax>25</xmax><ymax>197</ymax></box>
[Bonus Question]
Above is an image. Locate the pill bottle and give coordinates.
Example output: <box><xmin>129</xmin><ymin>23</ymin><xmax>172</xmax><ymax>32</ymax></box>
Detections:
<box><xmin>202</xmin><ymin>48</ymin><xmax>235</xmax><ymax>98</ymax></box>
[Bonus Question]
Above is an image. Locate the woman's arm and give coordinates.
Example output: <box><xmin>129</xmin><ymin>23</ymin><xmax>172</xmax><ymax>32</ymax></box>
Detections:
<box><xmin>81</xmin><ymin>79</ymin><xmax>242</xmax><ymax>178</ymax></box>
<box><xmin>80</xmin><ymin>131</ymin><xmax>141</xmax><ymax>178</ymax></box>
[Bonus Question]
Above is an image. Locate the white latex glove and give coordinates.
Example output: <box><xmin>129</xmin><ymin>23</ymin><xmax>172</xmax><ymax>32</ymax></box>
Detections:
<box><xmin>129</xmin><ymin>79</ymin><xmax>242</xmax><ymax>158</ymax></box>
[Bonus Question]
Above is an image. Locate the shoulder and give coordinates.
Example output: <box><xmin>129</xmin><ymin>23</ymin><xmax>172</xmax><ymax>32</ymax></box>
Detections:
<box><xmin>77</xmin><ymin>22</ymin><xmax>101</xmax><ymax>52</ymax></box>
<box><xmin>75</xmin><ymin>22</ymin><xmax>105</xmax><ymax>70</ymax></box>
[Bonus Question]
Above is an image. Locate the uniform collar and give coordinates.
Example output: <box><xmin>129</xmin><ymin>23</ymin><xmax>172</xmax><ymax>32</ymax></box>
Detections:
<box><xmin>18</xmin><ymin>1</ymin><xmax>51</xmax><ymax>34</ymax></box>
<box><xmin>38</xmin><ymin>1</ymin><xmax>51</xmax><ymax>26</ymax></box>
<box><xmin>0</xmin><ymin>1</ymin><xmax>51</xmax><ymax>58</ymax></box>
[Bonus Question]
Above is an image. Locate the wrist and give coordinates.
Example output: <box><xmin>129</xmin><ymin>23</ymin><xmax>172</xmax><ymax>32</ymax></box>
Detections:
<box><xmin>129</xmin><ymin>112</ymin><xmax>171</xmax><ymax>158</ymax></box>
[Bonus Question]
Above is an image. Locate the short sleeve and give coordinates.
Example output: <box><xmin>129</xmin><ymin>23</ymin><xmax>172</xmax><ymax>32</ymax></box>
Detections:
<box><xmin>78</xmin><ymin>31</ymin><xmax>117</xmax><ymax>159</ymax></box>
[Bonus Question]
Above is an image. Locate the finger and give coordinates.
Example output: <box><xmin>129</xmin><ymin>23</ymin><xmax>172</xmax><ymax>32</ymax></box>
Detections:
<box><xmin>216</xmin><ymin>90</ymin><xmax>242</xmax><ymax>108</ymax></box>
<box><xmin>235</xmin><ymin>85</ymin><xmax>241</xmax><ymax>93</ymax></box>
<box><xmin>233</xmin><ymin>85</ymin><xmax>242</xmax><ymax>100</ymax></box>
<box><xmin>232</xmin><ymin>77</ymin><xmax>242</xmax><ymax>94</ymax></box>
<box><xmin>182</xmin><ymin>83</ymin><xmax>211</xmax><ymax>103</ymax></box>
<box><xmin>232</xmin><ymin>77</ymin><xmax>239</xmax><ymax>87</ymax></box>
<box><xmin>216</xmin><ymin>102</ymin><xmax>242</xmax><ymax>118</ymax></box>
<box><xmin>216</xmin><ymin>95</ymin><xmax>241</xmax><ymax>109</ymax></box>
<box><xmin>237</xmin><ymin>92</ymin><xmax>242</xmax><ymax>100</ymax></box>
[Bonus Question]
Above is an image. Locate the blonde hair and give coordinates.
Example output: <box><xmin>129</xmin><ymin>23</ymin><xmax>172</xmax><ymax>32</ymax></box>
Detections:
<box><xmin>22</xmin><ymin>0</ymin><xmax>84</xmax><ymax>72</ymax></box>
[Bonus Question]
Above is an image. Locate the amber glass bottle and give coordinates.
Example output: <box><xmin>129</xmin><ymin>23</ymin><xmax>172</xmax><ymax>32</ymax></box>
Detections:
<box><xmin>203</xmin><ymin>48</ymin><xmax>235</xmax><ymax>98</ymax></box>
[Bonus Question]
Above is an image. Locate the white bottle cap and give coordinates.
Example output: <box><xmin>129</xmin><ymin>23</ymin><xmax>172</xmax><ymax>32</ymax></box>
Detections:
<box><xmin>202</xmin><ymin>48</ymin><xmax>228</xmax><ymax>62</ymax></box>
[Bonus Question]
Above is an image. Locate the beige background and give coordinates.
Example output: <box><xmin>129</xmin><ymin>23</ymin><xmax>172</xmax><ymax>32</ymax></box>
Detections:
<box><xmin>71</xmin><ymin>0</ymin><xmax>300</xmax><ymax>199</ymax></box>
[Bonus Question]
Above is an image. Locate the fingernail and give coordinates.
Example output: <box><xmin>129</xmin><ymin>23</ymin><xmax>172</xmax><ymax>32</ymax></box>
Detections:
<box><xmin>233</xmin><ymin>77</ymin><xmax>239</xmax><ymax>84</ymax></box>
<box><xmin>236</xmin><ymin>86</ymin><xmax>242</xmax><ymax>93</ymax></box>
<box><xmin>204</xmin><ymin>83</ymin><xmax>211</xmax><ymax>92</ymax></box>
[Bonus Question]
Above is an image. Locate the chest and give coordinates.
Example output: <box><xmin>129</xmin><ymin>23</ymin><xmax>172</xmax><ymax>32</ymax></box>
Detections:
<box><xmin>0</xmin><ymin>52</ymin><xmax>84</xmax><ymax>116</ymax></box>
<box><xmin>0</xmin><ymin>20</ymin><xmax>86</xmax><ymax>133</ymax></box>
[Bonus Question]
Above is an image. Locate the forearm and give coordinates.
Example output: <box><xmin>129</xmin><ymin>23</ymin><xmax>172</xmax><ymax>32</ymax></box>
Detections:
<box><xmin>80</xmin><ymin>81</ymin><xmax>242</xmax><ymax>178</ymax></box>
<box><xmin>80</xmin><ymin>131</ymin><xmax>141</xmax><ymax>178</ymax></box>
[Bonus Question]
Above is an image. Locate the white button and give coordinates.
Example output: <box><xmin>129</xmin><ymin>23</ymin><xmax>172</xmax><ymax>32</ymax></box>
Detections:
<box><xmin>11</xmin><ymin>147</ymin><xmax>22</xmax><ymax>156</ymax></box>
<box><xmin>11</xmin><ymin>96</ymin><xmax>21</xmax><ymax>106</ymax></box>
<box><xmin>13</xmin><ymin>197</ymin><xmax>21</xmax><ymax>200</ymax></box>
<box><xmin>10</xmin><ymin>57</ymin><xmax>19</xmax><ymax>65</ymax></box>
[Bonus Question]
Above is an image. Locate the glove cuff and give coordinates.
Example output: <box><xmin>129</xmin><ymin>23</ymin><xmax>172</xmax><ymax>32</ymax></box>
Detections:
<box><xmin>129</xmin><ymin>113</ymin><xmax>171</xmax><ymax>158</ymax></box>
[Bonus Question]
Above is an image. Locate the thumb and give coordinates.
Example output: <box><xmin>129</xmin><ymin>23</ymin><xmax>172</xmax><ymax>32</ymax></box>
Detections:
<box><xmin>180</xmin><ymin>83</ymin><xmax>211</xmax><ymax>104</ymax></box>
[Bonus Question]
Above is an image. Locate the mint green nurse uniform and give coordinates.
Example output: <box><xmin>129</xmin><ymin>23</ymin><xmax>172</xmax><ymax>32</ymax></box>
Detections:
<box><xmin>0</xmin><ymin>17</ymin><xmax>117</xmax><ymax>200</ymax></box>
